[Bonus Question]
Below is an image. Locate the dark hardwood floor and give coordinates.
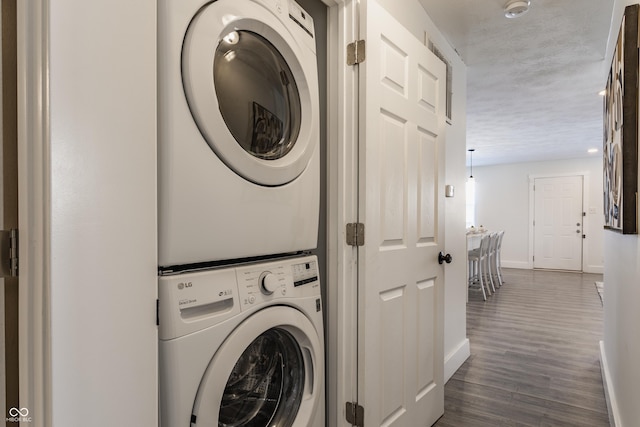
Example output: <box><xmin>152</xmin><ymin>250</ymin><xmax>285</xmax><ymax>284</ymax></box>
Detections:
<box><xmin>434</xmin><ymin>268</ymin><xmax>609</xmax><ymax>427</ymax></box>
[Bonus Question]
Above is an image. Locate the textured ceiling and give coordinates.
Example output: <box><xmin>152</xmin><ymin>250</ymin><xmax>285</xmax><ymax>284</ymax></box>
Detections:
<box><xmin>419</xmin><ymin>0</ymin><xmax>615</xmax><ymax>166</ymax></box>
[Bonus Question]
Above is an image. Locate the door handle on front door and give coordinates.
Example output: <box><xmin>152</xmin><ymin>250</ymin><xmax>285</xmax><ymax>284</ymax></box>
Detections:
<box><xmin>438</xmin><ymin>252</ymin><xmax>452</xmax><ymax>264</ymax></box>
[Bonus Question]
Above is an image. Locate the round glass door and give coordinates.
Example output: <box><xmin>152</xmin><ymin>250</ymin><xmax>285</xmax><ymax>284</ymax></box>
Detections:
<box><xmin>219</xmin><ymin>329</ymin><xmax>304</xmax><ymax>427</ymax></box>
<box><xmin>214</xmin><ymin>30</ymin><xmax>302</xmax><ymax>161</ymax></box>
<box><xmin>182</xmin><ymin>0</ymin><xmax>319</xmax><ymax>186</ymax></box>
<box><xmin>191</xmin><ymin>306</ymin><xmax>322</xmax><ymax>427</ymax></box>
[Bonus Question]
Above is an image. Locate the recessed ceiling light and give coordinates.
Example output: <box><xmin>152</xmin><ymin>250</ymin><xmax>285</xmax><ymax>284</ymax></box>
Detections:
<box><xmin>588</xmin><ymin>148</ymin><xmax>599</xmax><ymax>153</ymax></box>
<box><xmin>504</xmin><ymin>0</ymin><xmax>530</xmax><ymax>18</ymax></box>
<box><xmin>598</xmin><ymin>90</ymin><xmax>606</xmax><ymax>96</ymax></box>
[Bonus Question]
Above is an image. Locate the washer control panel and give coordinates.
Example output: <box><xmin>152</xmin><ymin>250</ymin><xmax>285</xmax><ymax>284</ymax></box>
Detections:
<box><xmin>292</xmin><ymin>259</ymin><xmax>318</xmax><ymax>287</ymax></box>
<box><xmin>236</xmin><ymin>255</ymin><xmax>320</xmax><ymax>310</ymax></box>
<box><xmin>259</xmin><ymin>271</ymin><xmax>280</xmax><ymax>295</ymax></box>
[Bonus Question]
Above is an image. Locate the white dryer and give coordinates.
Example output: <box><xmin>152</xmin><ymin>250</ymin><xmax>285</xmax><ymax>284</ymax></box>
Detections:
<box><xmin>158</xmin><ymin>0</ymin><xmax>320</xmax><ymax>268</ymax></box>
<box><xmin>159</xmin><ymin>255</ymin><xmax>324</xmax><ymax>427</ymax></box>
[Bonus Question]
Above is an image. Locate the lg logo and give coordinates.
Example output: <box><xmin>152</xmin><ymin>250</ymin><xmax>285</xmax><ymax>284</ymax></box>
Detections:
<box><xmin>177</xmin><ymin>282</ymin><xmax>193</xmax><ymax>290</ymax></box>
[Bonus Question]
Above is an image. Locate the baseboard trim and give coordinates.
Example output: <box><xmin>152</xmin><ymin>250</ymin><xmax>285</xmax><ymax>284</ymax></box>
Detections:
<box><xmin>600</xmin><ymin>340</ymin><xmax>620</xmax><ymax>427</ymax></box>
<box><xmin>584</xmin><ymin>264</ymin><xmax>604</xmax><ymax>274</ymax></box>
<box><xmin>500</xmin><ymin>261</ymin><xmax>530</xmax><ymax>269</ymax></box>
<box><xmin>444</xmin><ymin>338</ymin><xmax>470</xmax><ymax>383</ymax></box>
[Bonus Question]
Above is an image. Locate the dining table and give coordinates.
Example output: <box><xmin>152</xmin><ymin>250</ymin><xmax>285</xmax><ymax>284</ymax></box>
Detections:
<box><xmin>466</xmin><ymin>228</ymin><xmax>489</xmax><ymax>250</ymax></box>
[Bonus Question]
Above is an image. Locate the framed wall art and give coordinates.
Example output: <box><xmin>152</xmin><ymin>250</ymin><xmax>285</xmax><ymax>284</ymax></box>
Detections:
<box><xmin>603</xmin><ymin>4</ymin><xmax>639</xmax><ymax>234</ymax></box>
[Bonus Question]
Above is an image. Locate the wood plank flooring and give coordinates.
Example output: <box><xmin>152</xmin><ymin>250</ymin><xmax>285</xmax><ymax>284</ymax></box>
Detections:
<box><xmin>434</xmin><ymin>268</ymin><xmax>609</xmax><ymax>427</ymax></box>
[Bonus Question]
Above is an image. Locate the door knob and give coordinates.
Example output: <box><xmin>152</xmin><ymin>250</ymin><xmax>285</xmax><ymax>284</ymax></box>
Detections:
<box><xmin>438</xmin><ymin>252</ymin><xmax>452</xmax><ymax>264</ymax></box>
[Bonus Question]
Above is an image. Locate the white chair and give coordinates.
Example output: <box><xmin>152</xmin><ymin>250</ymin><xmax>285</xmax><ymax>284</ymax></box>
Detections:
<box><xmin>486</xmin><ymin>232</ymin><xmax>500</xmax><ymax>291</ymax></box>
<box><xmin>494</xmin><ymin>230</ymin><xmax>505</xmax><ymax>287</ymax></box>
<box><xmin>468</xmin><ymin>234</ymin><xmax>491</xmax><ymax>300</ymax></box>
<box><xmin>484</xmin><ymin>232</ymin><xmax>500</xmax><ymax>294</ymax></box>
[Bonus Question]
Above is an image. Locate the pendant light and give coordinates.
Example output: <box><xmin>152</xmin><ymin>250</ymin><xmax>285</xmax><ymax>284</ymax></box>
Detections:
<box><xmin>466</xmin><ymin>149</ymin><xmax>477</xmax><ymax>228</ymax></box>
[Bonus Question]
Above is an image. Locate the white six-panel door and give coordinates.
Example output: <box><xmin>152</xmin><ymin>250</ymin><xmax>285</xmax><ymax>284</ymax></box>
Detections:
<box><xmin>533</xmin><ymin>176</ymin><xmax>584</xmax><ymax>271</ymax></box>
<box><xmin>357</xmin><ymin>1</ymin><xmax>446</xmax><ymax>425</ymax></box>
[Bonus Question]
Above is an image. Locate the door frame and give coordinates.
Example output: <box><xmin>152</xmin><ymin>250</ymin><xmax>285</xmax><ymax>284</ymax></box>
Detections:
<box><xmin>528</xmin><ymin>172</ymin><xmax>590</xmax><ymax>271</ymax></box>
<box><xmin>1</xmin><ymin>0</ymin><xmax>17</xmax><ymax>417</ymax></box>
<box><xmin>17</xmin><ymin>0</ymin><xmax>51</xmax><ymax>426</ymax></box>
<box><xmin>324</xmin><ymin>0</ymin><xmax>358</xmax><ymax>426</ymax></box>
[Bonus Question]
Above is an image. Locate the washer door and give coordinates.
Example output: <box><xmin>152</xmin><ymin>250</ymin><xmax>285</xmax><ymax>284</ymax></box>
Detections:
<box><xmin>192</xmin><ymin>306</ymin><xmax>322</xmax><ymax>426</ymax></box>
<box><xmin>182</xmin><ymin>0</ymin><xmax>318</xmax><ymax>186</ymax></box>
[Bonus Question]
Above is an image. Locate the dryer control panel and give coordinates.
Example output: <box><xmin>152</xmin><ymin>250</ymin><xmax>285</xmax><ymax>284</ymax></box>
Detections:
<box><xmin>236</xmin><ymin>255</ymin><xmax>320</xmax><ymax>311</ymax></box>
<box><xmin>288</xmin><ymin>0</ymin><xmax>314</xmax><ymax>39</ymax></box>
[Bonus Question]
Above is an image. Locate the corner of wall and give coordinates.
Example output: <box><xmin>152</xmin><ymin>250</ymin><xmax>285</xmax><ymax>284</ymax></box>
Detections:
<box><xmin>600</xmin><ymin>340</ymin><xmax>620</xmax><ymax>427</ymax></box>
<box><xmin>444</xmin><ymin>338</ymin><xmax>470</xmax><ymax>383</ymax></box>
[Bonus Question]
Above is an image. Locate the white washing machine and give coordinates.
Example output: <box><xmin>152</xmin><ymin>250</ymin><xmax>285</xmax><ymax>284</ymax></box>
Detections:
<box><xmin>159</xmin><ymin>255</ymin><xmax>324</xmax><ymax>426</ymax></box>
<box><xmin>158</xmin><ymin>0</ymin><xmax>320</xmax><ymax>268</ymax></box>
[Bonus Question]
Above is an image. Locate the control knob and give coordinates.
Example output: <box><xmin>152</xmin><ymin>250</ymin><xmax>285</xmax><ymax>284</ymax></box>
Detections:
<box><xmin>260</xmin><ymin>272</ymin><xmax>279</xmax><ymax>295</ymax></box>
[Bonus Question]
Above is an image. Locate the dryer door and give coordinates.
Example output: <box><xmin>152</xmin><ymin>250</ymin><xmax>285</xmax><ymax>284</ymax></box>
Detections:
<box><xmin>192</xmin><ymin>306</ymin><xmax>322</xmax><ymax>426</ymax></box>
<box><xmin>182</xmin><ymin>0</ymin><xmax>319</xmax><ymax>187</ymax></box>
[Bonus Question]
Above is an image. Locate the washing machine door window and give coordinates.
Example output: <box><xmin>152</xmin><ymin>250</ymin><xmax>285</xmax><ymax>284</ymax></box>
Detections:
<box><xmin>219</xmin><ymin>328</ymin><xmax>304</xmax><ymax>426</ymax></box>
<box><xmin>182</xmin><ymin>1</ymin><xmax>319</xmax><ymax>187</ymax></box>
<box><xmin>214</xmin><ymin>30</ymin><xmax>301</xmax><ymax>162</ymax></box>
<box><xmin>192</xmin><ymin>306</ymin><xmax>322</xmax><ymax>426</ymax></box>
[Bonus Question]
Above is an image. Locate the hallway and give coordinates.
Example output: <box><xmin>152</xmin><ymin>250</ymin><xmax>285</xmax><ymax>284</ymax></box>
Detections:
<box><xmin>435</xmin><ymin>268</ymin><xmax>609</xmax><ymax>426</ymax></box>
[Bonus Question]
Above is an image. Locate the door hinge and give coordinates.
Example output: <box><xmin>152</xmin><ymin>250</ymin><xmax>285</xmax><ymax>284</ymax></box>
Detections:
<box><xmin>346</xmin><ymin>223</ymin><xmax>365</xmax><ymax>246</ymax></box>
<box><xmin>0</xmin><ymin>229</ymin><xmax>18</xmax><ymax>278</ymax></box>
<box><xmin>347</xmin><ymin>39</ymin><xmax>366</xmax><ymax>65</ymax></box>
<box><xmin>345</xmin><ymin>401</ymin><xmax>364</xmax><ymax>427</ymax></box>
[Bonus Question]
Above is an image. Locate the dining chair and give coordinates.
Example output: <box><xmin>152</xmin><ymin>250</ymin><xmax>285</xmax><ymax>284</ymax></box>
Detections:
<box><xmin>494</xmin><ymin>230</ymin><xmax>505</xmax><ymax>287</ymax></box>
<box><xmin>487</xmin><ymin>232</ymin><xmax>501</xmax><ymax>293</ymax></box>
<box><xmin>468</xmin><ymin>233</ymin><xmax>492</xmax><ymax>300</ymax></box>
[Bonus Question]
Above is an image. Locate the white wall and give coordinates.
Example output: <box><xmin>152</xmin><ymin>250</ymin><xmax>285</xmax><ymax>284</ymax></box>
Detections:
<box><xmin>376</xmin><ymin>0</ymin><xmax>470</xmax><ymax>381</ymax></box>
<box><xmin>600</xmin><ymin>2</ymin><xmax>640</xmax><ymax>426</ymax></box>
<box><xmin>48</xmin><ymin>0</ymin><xmax>158</xmax><ymax>425</ymax></box>
<box><xmin>474</xmin><ymin>157</ymin><xmax>604</xmax><ymax>273</ymax></box>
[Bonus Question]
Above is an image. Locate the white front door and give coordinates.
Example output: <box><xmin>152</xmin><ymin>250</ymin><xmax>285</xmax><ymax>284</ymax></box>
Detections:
<box><xmin>533</xmin><ymin>176</ymin><xmax>584</xmax><ymax>271</ymax></box>
<box><xmin>357</xmin><ymin>1</ymin><xmax>446</xmax><ymax>425</ymax></box>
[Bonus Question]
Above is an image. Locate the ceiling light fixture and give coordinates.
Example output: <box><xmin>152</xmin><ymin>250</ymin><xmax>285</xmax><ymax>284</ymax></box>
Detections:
<box><xmin>588</xmin><ymin>148</ymin><xmax>599</xmax><ymax>154</ymax></box>
<box><xmin>598</xmin><ymin>89</ymin><xmax>606</xmax><ymax>96</ymax></box>
<box><xmin>504</xmin><ymin>0</ymin><xmax>530</xmax><ymax>18</ymax></box>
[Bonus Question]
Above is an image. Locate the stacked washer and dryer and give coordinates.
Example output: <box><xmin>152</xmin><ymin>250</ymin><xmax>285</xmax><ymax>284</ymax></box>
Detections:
<box><xmin>157</xmin><ymin>0</ymin><xmax>324</xmax><ymax>425</ymax></box>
